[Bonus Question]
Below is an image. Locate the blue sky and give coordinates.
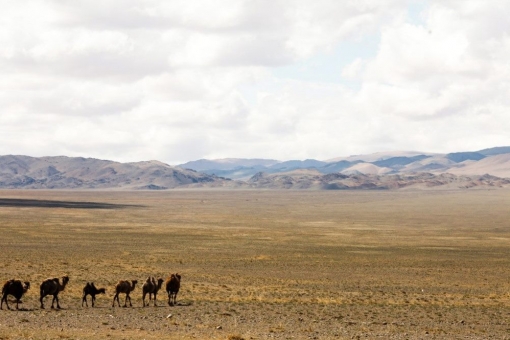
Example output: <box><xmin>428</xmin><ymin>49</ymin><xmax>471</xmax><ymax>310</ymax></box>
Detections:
<box><xmin>1</xmin><ymin>0</ymin><xmax>509</xmax><ymax>164</ymax></box>
<box><xmin>272</xmin><ymin>35</ymin><xmax>378</xmax><ymax>87</ymax></box>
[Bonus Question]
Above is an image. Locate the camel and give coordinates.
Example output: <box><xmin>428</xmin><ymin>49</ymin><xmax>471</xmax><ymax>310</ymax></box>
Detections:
<box><xmin>112</xmin><ymin>280</ymin><xmax>137</xmax><ymax>307</ymax></box>
<box><xmin>1</xmin><ymin>279</ymin><xmax>30</xmax><ymax>310</ymax></box>
<box><xmin>82</xmin><ymin>282</ymin><xmax>106</xmax><ymax>307</ymax></box>
<box><xmin>165</xmin><ymin>273</ymin><xmax>181</xmax><ymax>306</ymax></box>
<box><xmin>142</xmin><ymin>277</ymin><xmax>164</xmax><ymax>307</ymax></box>
<box><xmin>40</xmin><ymin>275</ymin><xmax>69</xmax><ymax>309</ymax></box>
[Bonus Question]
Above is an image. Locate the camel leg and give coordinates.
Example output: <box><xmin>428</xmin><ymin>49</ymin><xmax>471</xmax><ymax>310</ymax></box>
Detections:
<box><xmin>51</xmin><ymin>295</ymin><xmax>60</xmax><ymax>309</ymax></box>
<box><xmin>92</xmin><ymin>295</ymin><xmax>95</xmax><ymax>307</ymax></box>
<box><xmin>142</xmin><ymin>292</ymin><xmax>146</xmax><ymax>307</ymax></box>
<box><xmin>112</xmin><ymin>294</ymin><xmax>119</xmax><ymax>307</ymax></box>
<box><xmin>153</xmin><ymin>293</ymin><xmax>157</xmax><ymax>307</ymax></box>
<box><xmin>82</xmin><ymin>294</ymin><xmax>87</xmax><ymax>307</ymax></box>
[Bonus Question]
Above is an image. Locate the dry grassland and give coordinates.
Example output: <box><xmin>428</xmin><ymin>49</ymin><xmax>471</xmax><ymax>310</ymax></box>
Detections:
<box><xmin>0</xmin><ymin>189</ymin><xmax>510</xmax><ymax>339</ymax></box>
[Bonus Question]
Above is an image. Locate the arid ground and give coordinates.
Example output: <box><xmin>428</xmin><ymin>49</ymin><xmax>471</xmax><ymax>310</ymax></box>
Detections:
<box><xmin>0</xmin><ymin>189</ymin><xmax>510</xmax><ymax>339</ymax></box>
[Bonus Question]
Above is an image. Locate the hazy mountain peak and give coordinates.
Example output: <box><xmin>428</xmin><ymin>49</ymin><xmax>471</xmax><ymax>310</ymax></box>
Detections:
<box><xmin>2</xmin><ymin>146</ymin><xmax>510</xmax><ymax>190</ymax></box>
<box><xmin>326</xmin><ymin>151</ymin><xmax>436</xmax><ymax>163</ymax></box>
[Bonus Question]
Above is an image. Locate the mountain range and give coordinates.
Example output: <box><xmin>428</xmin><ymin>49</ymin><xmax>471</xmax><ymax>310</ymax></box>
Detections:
<box><xmin>178</xmin><ymin>146</ymin><xmax>510</xmax><ymax>179</ymax></box>
<box><xmin>1</xmin><ymin>146</ymin><xmax>510</xmax><ymax>190</ymax></box>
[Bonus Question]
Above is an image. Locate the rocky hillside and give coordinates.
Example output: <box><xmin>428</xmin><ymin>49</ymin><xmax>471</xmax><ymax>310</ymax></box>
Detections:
<box><xmin>0</xmin><ymin>155</ymin><xmax>240</xmax><ymax>189</ymax></box>
<box><xmin>246</xmin><ymin>170</ymin><xmax>510</xmax><ymax>190</ymax></box>
<box><xmin>2</xmin><ymin>151</ymin><xmax>510</xmax><ymax>190</ymax></box>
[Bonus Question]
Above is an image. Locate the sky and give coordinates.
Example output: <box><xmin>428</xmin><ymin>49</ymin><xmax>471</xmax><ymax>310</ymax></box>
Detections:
<box><xmin>1</xmin><ymin>0</ymin><xmax>509</xmax><ymax>164</ymax></box>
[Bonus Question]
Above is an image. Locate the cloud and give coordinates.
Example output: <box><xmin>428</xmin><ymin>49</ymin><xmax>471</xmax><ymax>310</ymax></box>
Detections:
<box><xmin>0</xmin><ymin>0</ymin><xmax>509</xmax><ymax>163</ymax></box>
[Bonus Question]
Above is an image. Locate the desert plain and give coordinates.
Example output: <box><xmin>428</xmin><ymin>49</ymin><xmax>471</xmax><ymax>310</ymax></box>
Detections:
<box><xmin>0</xmin><ymin>189</ymin><xmax>510</xmax><ymax>339</ymax></box>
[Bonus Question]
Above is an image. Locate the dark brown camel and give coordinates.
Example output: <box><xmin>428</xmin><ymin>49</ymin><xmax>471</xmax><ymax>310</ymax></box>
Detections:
<box><xmin>40</xmin><ymin>275</ymin><xmax>69</xmax><ymax>309</ymax></box>
<box><xmin>165</xmin><ymin>273</ymin><xmax>181</xmax><ymax>306</ymax></box>
<box><xmin>1</xmin><ymin>279</ymin><xmax>30</xmax><ymax>310</ymax></box>
<box><xmin>112</xmin><ymin>280</ymin><xmax>137</xmax><ymax>307</ymax></box>
<box><xmin>142</xmin><ymin>277</ymin><xmax>164</xmax><ymax>307</ymax></box>
<box><xmin>82</xmin><ymin>282</ymin><xmax>106</xmax><ymax>307</ymax></box>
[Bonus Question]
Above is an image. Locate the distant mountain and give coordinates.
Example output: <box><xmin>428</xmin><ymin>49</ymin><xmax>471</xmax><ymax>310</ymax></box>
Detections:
<box><xmin>0</xmin><ymin>155</ymin><xmax>239</xmax><ymax>189</ymax></box>
<box><xmin>268</xmin><ymin>159</ymin><xmax>327</xmax><ymax>171</ymax></box>
<box><xmin>476</xmin><ymin>146</ymin><xmax>510</xmax><ymax>156</ymax></box>
<box><xmin>326</xmin><ymin>151</ymin><xmax>437</xmax><ymax>163</ymax></box>
<box><xmin>2</xmin><ymin>146</ymin><xmax>510</xmax><ymax>190</ymax></box>
<box><xmin>178</xmin><ymin>147</ymin><xmax>510</xmax><ymax>180</ymax></box>
<box><xmin>447</xmin><ymin>154</ymin><xmax>510</xmax><ymax>178</ymax></box>
<box><xmin>179</xmin><ymin>158</ymin><xmax>279</xmax><ymax>171</ymax></box>
<box><xmin>319</xmin><ymin>160</ymin><xmax>361</xmax><ymax>174</ymax></box>
<box><xmin>372</xmin><ymin>155</ymin><xmax>430</xmax><ymax>168</ymax></box>
<box><xmin>446</xmin><ymin>152</ymin><xmax>486</xmax><ymax>163</ymax></box>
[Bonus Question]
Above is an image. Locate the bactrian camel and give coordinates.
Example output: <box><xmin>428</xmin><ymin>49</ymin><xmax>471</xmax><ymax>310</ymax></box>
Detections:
<box><xmin>165</xmin><ymin>273</ymin><xmax>181</xmax><ymax>306</ymax></box>
<box><xmin>82</xmin><ymin>282</ymin><xmax>106</xmax><ymax>307</ymax></box>
<box><xmin>1</xmin><ymin>279</ymin><xmax>30</xmax><ymax>310</ymax></box>
<box><xmin>112</xmin><ymin>280</ymin><xmax>137</xmax><ymax>307</ymax></box>
<box><xmin>40</xmin><ymin>275</ymin><xmax>69</xmax><ymax>309</ymax></box>
<box><xmin>142</xmin><ymin>277</ymin><xmax>164</xmax><ymax>307</ymax></box>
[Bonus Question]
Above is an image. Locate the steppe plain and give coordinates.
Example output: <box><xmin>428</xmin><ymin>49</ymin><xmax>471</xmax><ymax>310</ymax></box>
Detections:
<box><xmin>0</xmin><ymin>189</ymin><xmax>510</xmax><ymax>339</ymax></box>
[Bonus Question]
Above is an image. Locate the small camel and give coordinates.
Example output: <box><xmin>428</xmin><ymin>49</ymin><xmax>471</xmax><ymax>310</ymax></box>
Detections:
<box><xmin>112</xmin><ymin>280</ymin><xmax>137</xmax><ymax>307</ymax></box>
<box><xmin>82</xmin><ymin>282</ymin><xmax>106</xmax><ymax>307</ymax></box>
<box><xmin>165</xmin><ymin>273</ymin><xmax>181</xmax><ymax>306</ymax></box>
<box><xmin>1</xmin><ymin>279</ymin><xmax>30</xmax><ymax>310</ymax></box>
<box><xmin>142</xmin><ymin>277</ymin><xmax>164</xmax><ymax>307</ymax></box>
<box><xmin>40</xmin><ymin>275</ymin><xmax>69</xmax><ymax>309</ymax></box>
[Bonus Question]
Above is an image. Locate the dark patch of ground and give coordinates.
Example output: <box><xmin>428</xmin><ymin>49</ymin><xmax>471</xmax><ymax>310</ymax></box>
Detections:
<box><xmin>0</xmin><ymin>198</ymin><xmax>142</xmax><ymax>209</ymax></box>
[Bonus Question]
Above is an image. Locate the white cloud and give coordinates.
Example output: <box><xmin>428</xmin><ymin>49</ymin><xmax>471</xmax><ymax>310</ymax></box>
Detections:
<box><xmin>1</xmin><ymin>0</ymin><xmax>509</xmax><ymax>163</ymax></box>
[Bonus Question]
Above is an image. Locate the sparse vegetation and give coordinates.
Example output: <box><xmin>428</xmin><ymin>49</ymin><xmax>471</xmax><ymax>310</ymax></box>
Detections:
<box><xmin>0</xmin><ymin>189</ymin><xmax>510</xmax><ymax>339</ymax></box>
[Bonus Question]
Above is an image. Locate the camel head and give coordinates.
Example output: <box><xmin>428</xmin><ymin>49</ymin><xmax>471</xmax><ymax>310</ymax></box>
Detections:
<box><xmin>62</xmin><ymin>276</ymin><xmax>70</xmax><ymax>286</ymax></box>
<box><xmin>23</xmin><ymin>282</ymin><xmax>30</xmax><ymax>292</ymax></box>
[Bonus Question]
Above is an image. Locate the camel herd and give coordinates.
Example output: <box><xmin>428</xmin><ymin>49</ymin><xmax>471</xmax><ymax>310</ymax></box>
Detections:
<box><xmin>0</xmin><ymin>274</ymin><xmax>181</xmax><ymax>310</ymax></box>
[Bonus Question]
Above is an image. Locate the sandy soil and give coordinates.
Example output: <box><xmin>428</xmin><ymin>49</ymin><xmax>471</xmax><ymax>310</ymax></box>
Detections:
<box><xmin>0</xmin><ymin>189</ymin><xmax>510</xmax><ymax>339</ymax></box>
